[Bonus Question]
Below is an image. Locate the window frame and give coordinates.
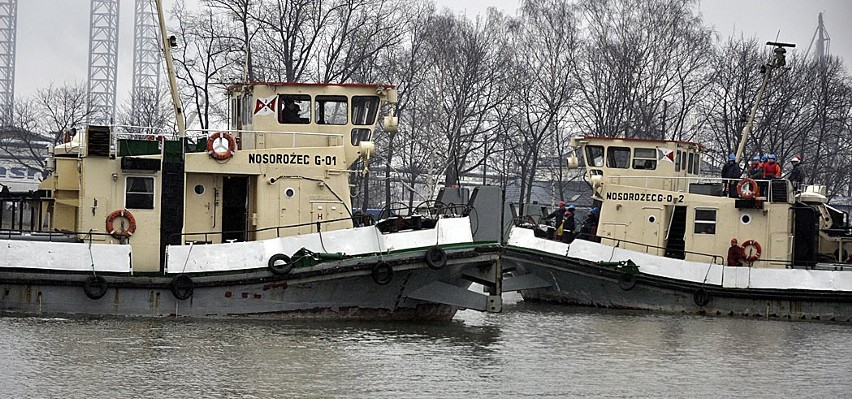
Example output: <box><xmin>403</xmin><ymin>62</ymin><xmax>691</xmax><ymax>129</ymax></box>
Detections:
<box><xmin>606</xmin><ymin>146</ymin><xmax>631</xmax><ymax>169</ymax></box>
<box><xmin>693</xmin><ymin>208</ymin><xmax>717</xmax><ymax>235</ymax></box>
<box><xmin>315</xmin><ymin>95</ymin><xmax>348</xmax><ymax>125</ymax></box>
<box><xmin>632</xmin><ymin>148</ymin><xmax>657</xmax><ymax>170</ymax></box>
<box><xmin>125</xmin><ymin>175</ymin><xmax>156</xmax><ymax>210</ymax></box>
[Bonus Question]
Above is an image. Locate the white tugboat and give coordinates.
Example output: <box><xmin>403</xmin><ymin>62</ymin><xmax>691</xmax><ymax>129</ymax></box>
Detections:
<box><xmin>0</xmin><ymin>0</ymin><xmax>501</xmax><ymax>320</ymax></box>
<box><xmin>503</xmin><ymin>41</ymin><xmax>852</xmax><ymax>322</ymax></box>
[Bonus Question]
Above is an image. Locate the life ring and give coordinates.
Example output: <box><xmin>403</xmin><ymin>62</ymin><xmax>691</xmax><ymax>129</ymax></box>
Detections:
<box><xmin>371</xmin><ymin>262</ymin><xmax>393</xmax><ymax>285</ymax></box>
<box><xmin>171</xmin><ymin>274</ymin><xmax>194</xmax><ymax>300</ymax></box>
<box><xmin>741</xmin><ymin>239</ymin><xmax>762</xmax><ymax>262</ymax></box>
<box><xmin>693</xmin><ymin>288</ymin><xmax>711</xmax><ymax>307</ymax></box>
<box><xmin>268</xmin><ymin>254</ymin><xmax>294</xmax><ymax>275</ymax></box>
<box><xmin>105</xmin><ymin>209</ymin><xmax>137</xmax><ymax>239</ymax></box>
<box><xmin>618</xmin><ymin>273</ymin><xmax>636</xmax><ymax>291</ymax></box>
<box><xmin>83</xmin><ymin>275</ymin><xmax>108</xmax><ymax>300</ymax></box>
<box><xmin>206</xmin><ymin>131</ymin><xmax>236</xmax><ymax>160</ymax></box>
<box><xmin>736</xmin><ymin>178</ymin><xmax>759</xmax><ymax>199</ymax></box>
<box><xmin>424</xmin><ymin>246</ymin><xmax>448</xmax><ymax>270</ymax></box>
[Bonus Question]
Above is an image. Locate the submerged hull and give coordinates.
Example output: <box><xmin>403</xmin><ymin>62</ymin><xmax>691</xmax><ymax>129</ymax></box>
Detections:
<box><xmin>1</xmin><ymin>244</ymin><xmax>501</xmax><ymax>320</ymax></box>
<box><xmin>503</xmin><ymin>228</ymin><xmax>852</xmax><ymax>322</ymax></box>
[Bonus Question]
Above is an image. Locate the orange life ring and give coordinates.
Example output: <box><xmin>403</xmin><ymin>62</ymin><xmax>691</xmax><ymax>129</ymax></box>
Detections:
<box><xmin>741</xmin><ymin>239</ymin><xmax>761</xmax><ymax>263</ymax></box>
<box><xmin>105</xmin><ymin>209</ymin><xmax>137</xmax><ymax>239</ymax></box>
<box><xmin>736</xmin><ymin>178</ymin><xmax>760</xmax><ymax>199</ymax></box>
<box><xmin>206</xmin><ymin>131</ymin><xmax>236</xmax><ymax>160</ymax></box>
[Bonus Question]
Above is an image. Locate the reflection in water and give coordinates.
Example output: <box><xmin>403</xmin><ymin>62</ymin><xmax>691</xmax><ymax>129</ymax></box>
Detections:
<box><xmin>2</xmin><ymin>297</ymin><xmax>852</xmax><ymax>397</ymax></box>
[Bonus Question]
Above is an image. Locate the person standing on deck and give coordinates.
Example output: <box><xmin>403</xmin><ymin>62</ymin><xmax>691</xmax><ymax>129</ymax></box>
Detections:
<box><xmin>746</xmin><ymin>156</ymin><xmax>763</xmax><ymax>180</ymax></box>
<box><xmin>544</xmin><ymin>201</ymin><xmax>567</xmax><ymax>240</ymax></box>
<box><xmin>763</xmin><ymin>154</ymin><xmax>781</xmax><ymax>179</ymax></box>
<box><xmin>727</xmin><ymin>238</ymin><xmax>746</xmax><ymax>266</ymax></box>
<box><xmin>721</xmin><ymin>153</ymin><xmax>741</xmax><ymax>197</ymax></box>
<box><xmin>788</xmin><ymin>156</ymin><xmax>804</xmax><ymax>192</ymax></box>
<box><xmin>561</xmin><ymin>205</ymin><xmax>576</xmax><ymax>244</ymax></box>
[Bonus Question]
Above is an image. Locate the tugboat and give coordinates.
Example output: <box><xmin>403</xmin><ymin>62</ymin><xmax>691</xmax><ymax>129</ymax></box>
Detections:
<box><xmin>0</xmin><ymin>1</ymin><xmax>501</xmax><ymax>320</ymax></box>
<box><xmin>503</xmin><ymin>41</ymin><xmax>852</xmax><ymax>322</ymax></box>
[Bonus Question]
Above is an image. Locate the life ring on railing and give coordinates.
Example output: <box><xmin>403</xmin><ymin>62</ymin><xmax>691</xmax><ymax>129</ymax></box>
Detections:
<box><xmin>741</xmin><ymin>240</ymin><xmax>762</xmax><ymax>263</ymax></box>
<box><xmin>145</xmin><ymin>134</ymin><xmax>164</xmax><ymax>142</ymax></box>
<box><xmin>424</xmin><ymin>246</ymin><xmax>447</xmax><ymax>270</ymax></box>
<box><xmin>206</xmin><ymin>131</ymin><xmax>236</xmax><ymax>161</ymax></box>
<box><xmin>170</xmin><ymin>274</ymin><xmax>194</xmax><ymax>300</ymax></box>
<box><xmin>106</xmin><ymin>209</ymin><xmax>137</xmax><ymax>239</ymax></box>
<box><xmin>736</xmin><ymin>178</ymin><xmax>759</xmax><ymax>199</ymax></box>
<box><xmin>83</xmin><ymin>275</ymin><xmax>108</xmax><ymax>300</ymax></box>
<box><xmin>371</xmin><ymin>262</ymin><xmax>393</xmax><ymax>285</ymax></box>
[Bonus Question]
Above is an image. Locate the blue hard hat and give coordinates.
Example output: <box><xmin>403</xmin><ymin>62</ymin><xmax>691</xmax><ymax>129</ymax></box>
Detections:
<box><xmin>567</xmin><ymin>204</ymin><xmax>576</xmax><ymax>210</ymax></box>
<box><xmin>752</xmin><ymin>155</ymin><xmax>760</xmax><ymax>161</ymax></box>
<box><xmin>590</xmin><ymin>207</ymin><xmax>599</xmax><ymax>213</ymax></box>
<box><xmin>760</xmin><ymin>155</ymin><xmax>767</xmax><ymax>162</ymax></box>
<box><xmin>768</xmin><ymin>154</ymin><xmax>777</xmax><ymax>160</ymax></box>
<box><xmin>728</xmin><ymin>153</ymin><xmax>736</xmax><ymax>161</ymax></box>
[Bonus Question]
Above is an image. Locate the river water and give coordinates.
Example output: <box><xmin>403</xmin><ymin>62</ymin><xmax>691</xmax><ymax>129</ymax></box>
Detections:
<box><xmin>2</xmin><ymin>293</ymin><xmax>851</xmax><ymax>398</ymax></box>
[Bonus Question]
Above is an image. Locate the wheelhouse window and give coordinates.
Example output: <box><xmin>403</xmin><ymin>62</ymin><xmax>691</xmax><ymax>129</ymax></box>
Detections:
<box><xmin>694</xmin><ymin>208</ymin><xmax>716</xmax><ymax>234</ymax></box>
<box><xmin>351</xmin><ymin>128</ymin><xmax>372</xmax><ymax>146</ymax></box>
<box><xmin>675</xmin><ymin>150</ymin><xmax>681</xmax><ymax>172</ymax></box>
<box><xmin>278</xmin><ymin>94</ymin><xmax>311</xmax><ymax>124</ymax></box>
<box><xmin>606</xmin><ymin>146</ymin><xmax>630</xmax><ymax>169</ymax></box>
<box><xmin>352</xmin><ymin>96</ymin><xmax>379</xmax><ymax>125</ymax></box>
<box><xmin>316</xmin><ymin>95</ymin><xmax>348</xmax><ymax>125</ymax></box>
<box><xmin>586</xmin><ymin>145</ymin><xmax>604</xmax><ymax>167</ymax></box>
<box><xmin>126</xmin><ymin>176</ymin><xmax>155</xmax><ymax>209</ymax></box>
<box><xmin>687</xmin><ymin>152</ymin><xmax>695</xmax><ymax>174</ymax></box>
<box><xmin>241</xmin><ymin>95</ymin><xmax>253</xmax><ymax>127</ymax></box>
<box><xmin>632</xmin><ymin>148</ymin><xmax>657</xmax><ymax>170</ymax></box>
<box><xmin>693</xmin><ymin>153</ymin><xmax>700</xmax><ymax>175</ymax></box>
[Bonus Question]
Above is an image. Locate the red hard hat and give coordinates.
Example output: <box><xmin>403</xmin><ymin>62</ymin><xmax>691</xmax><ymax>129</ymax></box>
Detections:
<box><xmin>731</xmin><ymin>238</ymin><xmax>738</xmax><ymax>243</ymax></box>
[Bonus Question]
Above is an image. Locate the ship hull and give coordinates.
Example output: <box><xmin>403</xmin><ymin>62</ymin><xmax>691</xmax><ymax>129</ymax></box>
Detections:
<box><xmin>1</xmin><ymin>245</ymin><xmax>501</xmax><ymax>321</ymax></box>
<box><xmin>503</xmin><ymin>228</ymin><xmax>852</xmax><ymax>322</ymax></box>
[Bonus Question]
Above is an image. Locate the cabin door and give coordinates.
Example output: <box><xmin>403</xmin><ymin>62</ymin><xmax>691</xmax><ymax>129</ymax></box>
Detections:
<box><xmin>222</xmin><ymin>176</ymin><xmax>249</xmax><ymax>242</ymax></box>
<box><xmin>642</xmin><ymin>207</ymin><xmax>663</xmax><ymax>255</ymax></box>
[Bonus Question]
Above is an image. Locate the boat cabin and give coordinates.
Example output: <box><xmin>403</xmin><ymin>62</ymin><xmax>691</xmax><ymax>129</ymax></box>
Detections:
<box><xmin>34</xmin><ymin>83</ymin><xmax>397</xmax><ymax>273</ymax></box>
<box><xmin>568</xmin><ymin>136</ymin><xmax>852</xmax><ymax>268</ymax></box>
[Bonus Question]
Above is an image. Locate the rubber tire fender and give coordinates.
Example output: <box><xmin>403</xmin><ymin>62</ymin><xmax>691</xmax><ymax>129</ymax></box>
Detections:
<box><xmin>424</xmin><ymin>246</ymin><xmax>448</xmax><ymax>270</ymax></box>
<box><xmin>693</xmin><ymin>288</ymin><xmax>711</xmax><ymax>307</ymax></box>
<box><xmin>371</xmin><ymin>262</ymin><xmax>393</xmax><ymax>285</ymax></box>
<box><xmin>83</xmin><ymin>275</ymin><xmax>108</xmax><ymax>300</ymax></box>
<box><xmin>618</xmin><ymin>273</ymin><xmax>637</xmax><ymax>291</ymax></box>
<box><xmin>268</xmin><ymin>253</ymin><xmax>294</xmax><ymax>275</ymax></box>
<box><xmin>171</xmin><ymin>274</ymin><xmax>194</xmax><ymax>300</ymax></box>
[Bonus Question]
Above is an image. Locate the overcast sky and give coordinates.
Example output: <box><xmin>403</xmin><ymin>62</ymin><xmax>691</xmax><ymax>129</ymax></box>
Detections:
<box><xmin>12</xmin><ymin>0</ymin><xmax>852</xmax><ymax>107</ymax></box>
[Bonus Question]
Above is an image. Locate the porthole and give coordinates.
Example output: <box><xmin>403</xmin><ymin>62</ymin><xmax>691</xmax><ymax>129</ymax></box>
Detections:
<box><xmin>740</xmin><ymin>214</ymin><xmax>751</xmax><ymax>225</ymax></box>
<box><xmin>285</xmin><ymin>187</ymin><xmax>295</xmax><ymax>198</ymax></box>
<box><xmin>194</xmin><ymin>184</ymin><xmax>205</xmax><ymax>195</ymax></box>
<box><xmin>648</xmin><ymin>215</ymin><xmax>656</xmax><ymax>224</ymax></box>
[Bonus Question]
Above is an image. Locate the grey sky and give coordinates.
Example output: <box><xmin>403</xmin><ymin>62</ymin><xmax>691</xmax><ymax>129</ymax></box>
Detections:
<box><xmin>13</xmin><ymin>0</ymin><xmax>852</xmax><ymax>107</ymax></box>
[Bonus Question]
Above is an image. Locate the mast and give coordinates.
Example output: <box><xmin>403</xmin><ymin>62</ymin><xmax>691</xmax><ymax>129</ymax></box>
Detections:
<box><xmin>734</xmin><ymin>41</ymin><xmax>795</xmax><ymax>163</ymax></box>
<box><xmin>154</xmin><ymin>0</ymin><xmax>185</xmax><ymax>137</ymax></box>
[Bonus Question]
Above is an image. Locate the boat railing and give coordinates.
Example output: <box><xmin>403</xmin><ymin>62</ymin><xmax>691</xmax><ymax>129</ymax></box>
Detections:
<box><xmin>106</xmin><ymin>126</ymin><xmax>345</xmax><ymax>152</ymax></box>
<box><xmin>605</xmin><ymin>236</ymin><xmax>796</xmax><ymax>268</ymax></box>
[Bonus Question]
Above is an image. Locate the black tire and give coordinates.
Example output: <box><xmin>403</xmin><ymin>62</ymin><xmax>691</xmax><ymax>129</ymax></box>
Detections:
<box><xmin>268</xmin><ymin>254</ymin><xmax>293</xmax><ymax>275</ymax></box>
<box><xmin>618</xmin><ymin>273</ymin><xmax>636</xmax><ymax>291</ymax></box>
<box><xmin>424</xmin><ymin>246</ymin><xmax>447</xmax><ymax>270</ymax></box>
<box><xmin>371</xmin><ymin>262</ymin><xmax>393</xmax><ymax>285</ymax></box>
<box><xmin>693</xmin><ymin>288</ymin><xmax>711</xmax><ymax>307</ymax></box>
<box><xmin>83</xmin><ymin>275</ymin><xmax>108</xmax><ymax>300</ymax></box>
<box><xmin>171</xmin><ymin>274</ymin><xmax>194</xmax><ymax>300</ymax></box>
